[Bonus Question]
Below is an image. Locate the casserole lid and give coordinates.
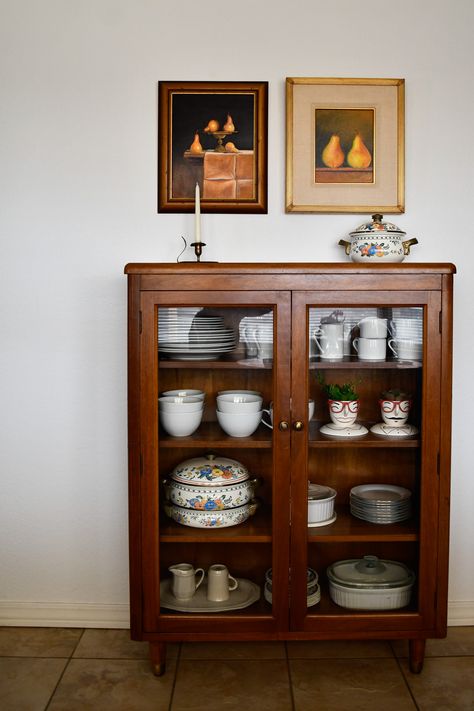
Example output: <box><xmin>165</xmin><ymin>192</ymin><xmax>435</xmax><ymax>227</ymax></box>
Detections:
<box><xmin>327</xmin><ymin>555</ymin><xmax>415</xmax><ymax>589</ymax></box>
<box><xmin>350</xmin><ymin>213</ymin><xmax>405</xmax><ymax>237</ymax></box>
<box><xmin>171</xmin><ymin>454</ymin><xmax>249</xmax><ymax>486</ymax></box>
<box><xmin>308</xmin><ymin>483</ymin><xmax>337</xmax><ymax>501</ymax></box>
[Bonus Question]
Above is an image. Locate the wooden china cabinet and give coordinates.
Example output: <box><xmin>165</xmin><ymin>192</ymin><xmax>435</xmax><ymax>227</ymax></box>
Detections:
<box><xmin>125</xmin><ymin>262</ymin><xmax>455</xmax><ymax>675</ymax></box>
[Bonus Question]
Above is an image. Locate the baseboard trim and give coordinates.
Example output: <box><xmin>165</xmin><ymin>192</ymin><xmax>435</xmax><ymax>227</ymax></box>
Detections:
<box><xmin>0</xmin><ymin>602</ymin><xmax>130</xmax><ymax>628</ymax></box>
<box><xmin>0</xmin><ymin>600</ymin><xmax>472</xmax><ymax>628</ymax></box>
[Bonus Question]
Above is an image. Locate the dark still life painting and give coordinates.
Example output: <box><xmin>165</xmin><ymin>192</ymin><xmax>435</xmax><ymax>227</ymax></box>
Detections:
<box><xmin>158</xmin><ymin>81</ymin><xmax>268</xmax><ymax>213</ymax></box>
<box><xmin>315</xmin><ymin>108</ymin><xmax>375</xmax><ymax>184</ymax></box>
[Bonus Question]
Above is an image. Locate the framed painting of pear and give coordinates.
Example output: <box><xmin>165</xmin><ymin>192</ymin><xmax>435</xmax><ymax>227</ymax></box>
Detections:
<box><xmin>286</xmin><ymin>78</ymin><xmax>405</xmax><ymax>213</ymax></box>
<box><xmin>158</xmin><ymin>81</ymin><xmax>268</xmax><ymax>213</ymax></box>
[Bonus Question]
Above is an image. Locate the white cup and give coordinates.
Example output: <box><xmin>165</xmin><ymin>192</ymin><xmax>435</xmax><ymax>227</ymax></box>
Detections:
<box><xmin>262</xmin><ymin>400</ymin><xmax>314</xmax><ymax>429</ymax></box>
<box><xmin>216</xmin><ymin>409</ymin><xmax>263</xmax><ymax>437</ymax></box>
<box><xmin>353</xmin><ymin>337</ymin><xmax>386</xmax><ymax>361</ymax></box>
<box><xmin>313</xmin><ymin>323</ymin><xmax>344</xmax><ymax>360</ymax></box>
<box><xmin>359</xmin><ymin>317</ymin><xmax>388</xmax><ymax>339</ymax></box>
<box><xmin>206</xmin><ymin>564</ymin><xmax>238</xmax><ymax>602</ymax></box>
<box><xmin>388</xmin><ymin>338</ymin><xmax>423</xmax><ymax>361</ymax></box>
<box><xmin>216</xmin><ymin>394</ymin><xmax>263</xmax><ymax>413</ymax></box>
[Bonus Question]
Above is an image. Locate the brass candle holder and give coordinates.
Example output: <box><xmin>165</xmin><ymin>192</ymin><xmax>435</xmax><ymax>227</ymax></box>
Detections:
<box><xmin>177</xmin><ymin>237</ymin><xmax>217</xmax><ymax>263</ymax></box>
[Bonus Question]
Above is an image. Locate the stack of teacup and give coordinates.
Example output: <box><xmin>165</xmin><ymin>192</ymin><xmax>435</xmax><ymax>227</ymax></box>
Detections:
<box><xmin>388</xmin><ymin>318</ymin><xmax>423</xmax><ymax>361</ymax></box>
<box><xmin>159</xmin><ymin>389</ymin><xmax>205</xmax><ymax>437</ymax></box>
<box><xmin>352</xmin><ymin>317</ymin><xmax>388</xmax><ymax>361</ymax></box>
<box><xmin>215</xmin><ymin>390</ymin><xmax>263</xmax><ymax>437</ymax></box>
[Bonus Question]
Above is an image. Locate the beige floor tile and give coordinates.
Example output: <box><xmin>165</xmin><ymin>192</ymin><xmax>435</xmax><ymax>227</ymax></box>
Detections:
<box><xmin>290</xmin><ymin>658</ymin><xmax>416</xmax><ymax>711</ymax></box>
<box><xmin>0</xmin><ymin>627</ymin><xmax>82</xmax><ymax>658</ymax></box>
<box><xmin>73</xmin><ymin>628</ymin><xmax>178</xmax><ymax>660</ymax></box>
<box><xmin>392</xmin><ymin>626</ymin><xmax>474</xmax><ymax>658</ymax></box>
<box><xmin>172</xmin><ymin>659</ymin><xmax>292</xmax><ymax>711</ymax></box>
<box><xmin>401</xmin><ymin>657</ymin><xmax>474</xmax><ymax>710</ymax></box>
<box><xmin>47</xmin><ymin>658</ymin><xmax>176</xmax><ymax>711</ymax></box>
<box><xmin>181</xmin><ymin>640</ymin><xmax>285</xmax><ymax>659</ymax></box>
<box><xmin>0</xmin><ymin>657</ymin><xmax>67</xmax><ymax>711</ymax></box>
<box><xmin>287</xmin><ymin>639</ymin><xmax>393</xmax><ymax>658</ymax></box>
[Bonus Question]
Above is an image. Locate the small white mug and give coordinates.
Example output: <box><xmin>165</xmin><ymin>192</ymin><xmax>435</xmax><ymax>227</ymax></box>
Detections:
<box><xmin>359</xmin><ymin>317</ymin><xmax>388</xmax><ymax>339</ymax></box>
<box><xmin>353</xmin><ymin>337</ymin><xmax>386</xmax><ymax>361</ymax></box>
<box><xmin>388</xmin><ymin>338</ymin><xmax>422</xmax><ymax>361</ymax></box>
<box><xmin>206</xmin><ymin>564</ymin><xmax>238</xmax><ymax>602</ymax></box>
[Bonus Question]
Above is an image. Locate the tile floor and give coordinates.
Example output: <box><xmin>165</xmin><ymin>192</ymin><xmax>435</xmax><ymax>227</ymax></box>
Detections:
<box><xmin>1</xmin><ymin>626</ymin><xmax>473</xmax><ymax>710</ymax></box>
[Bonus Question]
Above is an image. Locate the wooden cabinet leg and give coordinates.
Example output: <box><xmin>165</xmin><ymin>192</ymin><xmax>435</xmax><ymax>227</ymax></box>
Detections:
<box><xmin>149</xmin><ymin>642</ymin><xmax>166</xmax><ymax>676</ymax></box>
<box><xmin>409</xmin><ymin>638</ymin><xmax>426</xmax><ymax>673</ymax></box>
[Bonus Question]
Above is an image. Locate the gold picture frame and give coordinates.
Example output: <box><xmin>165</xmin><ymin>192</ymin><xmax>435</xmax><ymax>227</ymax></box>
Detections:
<box><xmin>286</xmin><ymin>77</ymin><xmax>405</xmax><ymax>213</ymax></box>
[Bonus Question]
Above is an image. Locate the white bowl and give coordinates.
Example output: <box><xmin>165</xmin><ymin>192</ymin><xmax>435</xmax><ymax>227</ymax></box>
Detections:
<box><xmin>159</xmin><ymin>409</ymin><xmax>203</xmax><ymax>437</ymax></box>
<box><xmin>328</xmin><ymin>579</ymin><xmax>413</xmax><ymax>610</ymax></box>
<box><xmin>161</xmin><ymin>389</ymin><xmax>205</xmax><ymax>400</ymax></box>
<box><xmin>159</xmin><ymin>396</ymin><xmax>204</xmax><ymax>413</ymax></box>
<box><xmin>217</xmin><ymin>390</ymin><xmax>261</xmax><ymax>398</ymax></box>
<box><xmin>216</xmin><ymin>394</ymin><xmax>263</xmax><ymax>414</ymax></box>
<box><xmin>216</xmin><ymin>409</ymin><xmax>263</xmax><ymax>437</ymax></box>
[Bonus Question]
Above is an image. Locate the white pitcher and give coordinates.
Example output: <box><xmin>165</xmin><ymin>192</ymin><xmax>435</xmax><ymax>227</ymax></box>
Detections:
<box><xmin>168</xmin><ymin>563</ymin><xmax>205</xmax><ymax>601</ymax></box>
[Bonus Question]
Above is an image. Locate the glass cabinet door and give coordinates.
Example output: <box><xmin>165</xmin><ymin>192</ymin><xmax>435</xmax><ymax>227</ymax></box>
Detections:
<box><xmin>139</xmin><ymin>290</ymin><xmax>291</xmax><ymax>634</ymax></box>
<box><xmin>290</xmin><ymin>292</ymin><xmax>442</xmax><ymax>634</ymax></box>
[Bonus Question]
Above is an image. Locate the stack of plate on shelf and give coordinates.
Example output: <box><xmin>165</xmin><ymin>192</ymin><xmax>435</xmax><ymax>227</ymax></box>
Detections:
<box><xmin>158</xmin><ymin>308</ymin><xmax>237</xmax><ymax>360</ymax></box>
<box><xmin>350</xmin><ymin>484</ymin><xmax>412</xmax><ymax>524</ymax></box>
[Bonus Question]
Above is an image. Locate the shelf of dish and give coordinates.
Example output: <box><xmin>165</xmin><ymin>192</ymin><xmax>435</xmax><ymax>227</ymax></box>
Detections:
<box><xmin>158</xmin><ymin>507</ymin><xmax>417</xmax><ymax>544</ymax></box>
<box><xmin>158</xmin><ymin>422</ymin><xmax>273</xmax><ymax>448</ymax></box>
<box><xmin>309</xmin><ymin>358</ymin><xmax>422</xmax><ymax>370</ymax></box>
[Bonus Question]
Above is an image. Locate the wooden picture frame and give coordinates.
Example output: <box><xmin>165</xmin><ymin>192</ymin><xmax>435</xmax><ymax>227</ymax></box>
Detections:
<box><xmin>158</xmin><ymin>81</ymin><xmax>268</xmax><ymax>213</ymax></box>
<box><xmin>286</xmin><ymin>77</ymin><xmax>405</xmax><ymax>213</ymax></box>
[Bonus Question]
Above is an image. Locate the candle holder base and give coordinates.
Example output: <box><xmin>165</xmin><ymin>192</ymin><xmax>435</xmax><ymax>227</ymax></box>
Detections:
<box><xmin>176</xmin><ymin>236</ymin><xmax>218</xmax><ymax>263</ymax></box>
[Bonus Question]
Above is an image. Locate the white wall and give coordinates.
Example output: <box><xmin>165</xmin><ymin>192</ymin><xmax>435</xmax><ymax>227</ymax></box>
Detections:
<box><xmin>1</xmin><ymin>0</ymin><xmax>473</xmax><ymax>626</ymax></box>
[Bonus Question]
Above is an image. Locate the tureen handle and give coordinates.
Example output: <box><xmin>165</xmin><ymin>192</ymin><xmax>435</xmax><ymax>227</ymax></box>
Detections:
<box><xmin>402</xmin><ymin>238</ymin><xmax>418</xmax><ymax>255</ymax></box>
<box><xmin>338</xmin><ymin>239</ymin><xmax>351</xmax><ymax>256</ymax></box>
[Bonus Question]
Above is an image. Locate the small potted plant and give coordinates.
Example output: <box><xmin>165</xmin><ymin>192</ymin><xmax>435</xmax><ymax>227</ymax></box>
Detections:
<box><xmin>317</xmin><ymin>374</ymin><xmax>361</xmax><ymax>429</ymax></box>
<box><xmin>379</xmin><ymin>388</ymin><xmax>413</xmax><ymax>428</ymax></box>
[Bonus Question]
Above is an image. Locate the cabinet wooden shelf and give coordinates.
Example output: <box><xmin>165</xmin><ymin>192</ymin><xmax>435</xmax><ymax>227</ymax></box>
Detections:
<box><xmin>126</xmin><ymin>262</ymin><xmax>454</xmax><ymax>676</ymax></box>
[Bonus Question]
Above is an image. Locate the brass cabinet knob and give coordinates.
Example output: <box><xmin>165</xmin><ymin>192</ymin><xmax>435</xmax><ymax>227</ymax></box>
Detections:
<box><xmin>278</xmin><ymin>421</ymin><xmax>289</xmax><ymax>432</ymax></box>
<box><xmin>293</xmin><ymin>420</ymin><xmax>304</xmax><ymax>431</ymax></box>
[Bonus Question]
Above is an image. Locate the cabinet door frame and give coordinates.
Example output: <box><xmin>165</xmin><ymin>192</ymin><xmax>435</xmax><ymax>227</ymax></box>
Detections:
<box><xmin>136</xmin><ymin>289</ymin><xmax>292</xmax><ymax>635</ymax></box>
<box><xmin>290</xmin><ymin>289</ymin><xmax>444</xmax><ymax>634</ymax></box>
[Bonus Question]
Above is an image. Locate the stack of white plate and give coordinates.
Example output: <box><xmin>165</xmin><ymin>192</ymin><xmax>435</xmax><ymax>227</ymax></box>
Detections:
<box><xmin>158</xmin><ymin>308</ymin><xmax>237</xmax><ymax>360</ymax></box>
<box><xmin>264</xmin><ymin>567</ymin><xmax>320</xmax><ymax>607</ymax></box>
<box><xmin>350</xmin><ymin>484</ymin><xmax>412</xmax><ymax>524</ymax></box>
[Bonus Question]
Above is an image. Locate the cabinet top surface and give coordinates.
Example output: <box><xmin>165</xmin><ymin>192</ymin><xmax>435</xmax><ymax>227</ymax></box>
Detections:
<box><xmin>124</xmin><ymin>262</ymin><xmax>456</xmax><ymax>275</ymax></box>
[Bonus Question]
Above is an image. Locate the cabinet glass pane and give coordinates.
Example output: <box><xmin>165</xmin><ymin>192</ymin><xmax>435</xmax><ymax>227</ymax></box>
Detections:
<box><xmin>156</xmin><ymin>305</ymin><xmax>275</xmax><ymax>617</ymax></box>
<box><xmin>306</xmin><ymin>305</ymin><xmax>423</xmax><ymax>617</ymax></box>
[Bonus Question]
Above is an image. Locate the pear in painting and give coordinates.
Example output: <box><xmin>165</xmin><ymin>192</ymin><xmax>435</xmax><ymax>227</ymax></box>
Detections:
<box><xmin>322</xmin><ymin>135</ymin><xmax>345</xmax><ymax>168</ymax></box>
<box><xmin>189</xmin><ymin>132</ymin><xmax>203</xmax><ymax>154</ymax></box>
<box><xmin>347</xmin><ymin>133</ymin><xmax>372</xmax><ymax>169</ymax></box>
<box><xmin>223</xmin><ymin>114</ymin><xmax>235</xmax><ymax>132</ymax></box>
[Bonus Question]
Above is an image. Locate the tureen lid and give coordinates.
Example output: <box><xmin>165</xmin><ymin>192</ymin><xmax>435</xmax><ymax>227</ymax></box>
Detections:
<box><xmin>350</xmin><ymin>213</ymin><xmax>405</xmax><ymax>237</ymax></box>
<box><xmin>170</xmin><ymin>454</ymin><xmax>249</xmax><ymax>486</ymax></box>
<box><xmin>327</xmin><ymin>555</ymin><xmax>415</xmax><ymax>589</ymax></box>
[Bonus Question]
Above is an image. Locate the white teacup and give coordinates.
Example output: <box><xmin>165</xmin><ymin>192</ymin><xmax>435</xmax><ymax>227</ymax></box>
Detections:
<box><xmin>353</xmin><ymin>337</ymin><xmax>386</xmax><ymax>361</ymax></box>
<box><xmin>388</xmin><ymin>338</ymin><xmax>423</xmax><ymax>361</ymax></box>
<box><xmin>262</xmin><ymin>400</ymin><xmax>314</xmax><ymax>429</ymax></box>
<box><xmin>216</xmin><ymin>409</ymin><xmax>263</xmax><ymax>437</ymax></box>
<box><xmin>313</xmin><ymin>323</ymin><xmax>344</xmax><ymax>360</ymax></box>
<box><xmin>216</xmin><ymin>394</ymin><xmax>263</xmax><ymax>414</ymax></box>
<box><xmin>206</xmin><ymin>564</ymin><xmax>238</xmax><ymax>602</ymax></box>
<box><xmin>359</xmin><ymin>317</ymin><xmax>388</xmax><ymax>339</ymax></box>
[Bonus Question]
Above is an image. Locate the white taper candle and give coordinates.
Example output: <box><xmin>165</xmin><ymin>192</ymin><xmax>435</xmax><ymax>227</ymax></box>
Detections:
<box><xmin>194</xmin><ymin>182</ymin><xmax>201</xmax><ymax>243</ymax></box>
